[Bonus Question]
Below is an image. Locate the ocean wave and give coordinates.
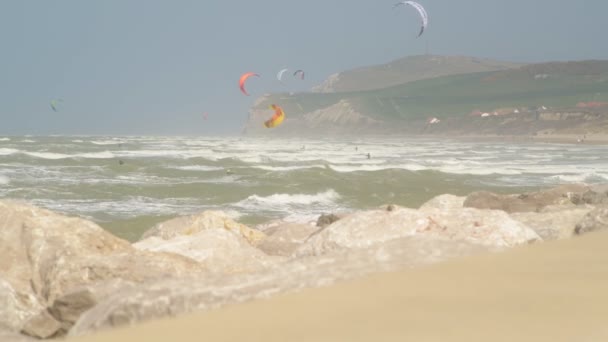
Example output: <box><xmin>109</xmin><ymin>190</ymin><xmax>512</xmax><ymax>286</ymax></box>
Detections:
<box><xmin>0</xmin><ymin>175</ymin><xmax>9</xmax><ymax>185</ymax></box>
<box><xmin>22</xmin><ymin>151</ymin><xmax>116</xmax><ymax>160</ymax></box>
<box><xmin>21</xmin><ymin>139</ymin><xmax>36</xmax><ymax>143</ymax></box>
<box><xmin>328</xmin><ymin>163</ymin><xmax>426</xmax><ymax>173</ymax></box>
<box><xmin>548</xmin><ymin>173</ymin><xmax>608</xmax><ymax>183</ymax></box>
<box><xmin>170</xmin><ymin>165</ymin><xmax>225</xmax><ymax>172</ymax></box>
<box><xmin>0</xmin><ymin>148</ymin><xmax>19</xmax><ymax>156</ymax></box>
<box><xmin>236</xmin><ymin>189</ymin><xmax>340</xmax><ymax>209</ymax></box>
<box><xmin>253</xmin><ymin>165</ymin><xmax>327</xmax><ymax>172</ymax></box>
<box><xmin>91</xmin><ymin>140</ymin><xmax>124</xmax><ymax>145</ymax></box>
<box><xmin>24</xmin><ymin>151</ymin><xmax>70</xmax><ymax>160</ymax></box>
<box><xmin>0</xmin><ymin>138</ymin><xmax>10</xmax><ymax>141</ymax></box>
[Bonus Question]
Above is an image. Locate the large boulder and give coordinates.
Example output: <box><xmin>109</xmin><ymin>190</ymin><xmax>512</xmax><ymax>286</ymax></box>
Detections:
<box><xmin>510</xmin><ymin>206</ymin><xmax>593</xmax><ymax>240</ymax></box>
<box><xmin>140</xmin><ymin>210</ymin><xmax>266</xmax><ymax>245</ymax></box>
<box><xmin>296</xmin><ymin>202</ymin><xmax>540</xmax><ymax>256</ymax></box>
<box><xmin>574</xmin><ymin>206</ymin><xmax>608</xmax><ymax>235</ymax></box>
<box><xmin>70</xmin><ymin>235</ymin><xmax>490</xmax><ymax>336</ymax></box>
<box><xmin>463</xmin><ymin>184</ymin><xmax>590</xmax><ymax>213</ymax></box>
<box><xmin>0</xmin><ymin>200</ymin><xmax>202</xmax><ymax>336</ymax></box>
<box><xmin>135</xmin><ymin>229</ymin><xmax>281</xmax><ymax>274</ymax></box>
<box><xmin>257</xmin><ymin>223</ymin><xmax>320</xmax><ymax>256</ymax></box>
<box><xmin>0</xmin><ymin>278</ymin><xmax>42</xmax><ymax>333</ymax></box>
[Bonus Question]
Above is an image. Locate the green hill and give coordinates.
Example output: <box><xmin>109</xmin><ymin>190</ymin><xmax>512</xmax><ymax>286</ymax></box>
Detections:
<box><xmin>311</xmin><ymin>55</ymin><xmax>523</xmax><ymax>93</ymax></box>
<box><xmin>245</xmin><ymin>59</ymin><xmax>608</xmax><ymax>136</ymax></box>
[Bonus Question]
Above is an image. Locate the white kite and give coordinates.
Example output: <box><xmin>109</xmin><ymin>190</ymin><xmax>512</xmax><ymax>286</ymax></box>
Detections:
<box><xmin>393</xmin><ymin>1</ymin><xmax>428</xmax><ymax>37</ymax></box>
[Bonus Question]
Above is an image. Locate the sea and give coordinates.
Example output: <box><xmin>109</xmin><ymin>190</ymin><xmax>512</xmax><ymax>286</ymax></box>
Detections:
<box><xmin>1</xmin><ymin>135</ymin><xmax>607</xmax><ymax>241</ymax></box>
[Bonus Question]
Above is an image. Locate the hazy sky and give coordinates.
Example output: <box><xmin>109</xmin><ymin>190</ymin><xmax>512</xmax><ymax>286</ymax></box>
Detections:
<box><xmin>2</xmin><ymin>0</ymin><xmax>608</xmax><ymax>135</ymax></box>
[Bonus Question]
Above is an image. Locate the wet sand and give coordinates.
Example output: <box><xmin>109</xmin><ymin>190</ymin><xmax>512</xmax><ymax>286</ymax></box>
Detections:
<box><xmin>75</xmin><ymin>230</ymin><xmax>608</xmax><ymax>342</ymax></box>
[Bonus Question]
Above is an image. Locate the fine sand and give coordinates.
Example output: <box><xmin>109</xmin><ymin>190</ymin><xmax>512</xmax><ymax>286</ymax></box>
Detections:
<box><xmin>75</xmin><ymin>230</ymin><xmax>608</xmax><ymax>342</ymax></box>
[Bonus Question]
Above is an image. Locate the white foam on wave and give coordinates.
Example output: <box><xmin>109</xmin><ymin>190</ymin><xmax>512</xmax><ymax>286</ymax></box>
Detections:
<box><xmin>31</xmin><ymin>196</ymin><xmax>205</xmax><ymax>219</ymax></box>
<box><xmin>0</xmin><ymin>175</ymin><xmax>9</xmax><ymax>185</ymax></box>
<box><xmin>23</xmin><ymin>151</ymin><xmax>116</xmax><ymax>160</ymax></box>
<box><xmin>78</xmin><ymin>151</ymin><xmax>116</xmax><ymax>159</ymax></box>
<box><xmin>232</xmin><ymin>189</ymin><xmax>344</xmax><ymax>223</ymax></box>
<box><xmin>0</xmin><ymin>138</ymin><xmax>10</xmax><ymax>141</ymax></box>
<box><xmin>170</xmin><ymin>165</ymin><xmax>225</xmax><ymax>172</ymax></box>
<box><xmin>24</xmin><ymin>151</ymin><xmax>70</xmax><ymax>160</ymax></box>
<box><xmin>235</xmin><ymin>189</ymin><xmax>340</xmax><ymax>210</ymax></box>
<box><xmin>0</xmin><ymin>148</ymin><xmax>19</xmax><ymax>156</ymax></box>
<box><xmin>91</xmin><ymin>140</ymin><xmax>124</xmax><ymax>145</ymax></box>
<box><xmin>21</xmin><ymin>139</ymin><xmax>36</xmax><ymax>143</ymax></box>
<box><xmin>328</xmin><ymin>163</ymin><xmax>426</xmax><ymax>173</ymax></box>
<box><xmin>72</xmin><ymin>139</ymin><xmax>84</xmax><ymax>143</ymax></box>
<box><xmin>253</xmin><ymin>165</ymin><xmax>326</xmax><ymax>172</ymax></box>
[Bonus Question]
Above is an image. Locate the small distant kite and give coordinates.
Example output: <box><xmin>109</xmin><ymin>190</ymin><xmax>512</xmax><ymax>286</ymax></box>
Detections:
<box><xmin>202</xmin><ymin>112</ymin><xmax>209</xmax><ymax>120</ymax></box>
<box><xmin>293</xmin><ymin>69</ymin><xmax>305</xmax><ymax>80</ymax></box>
<box><xmin>50</xmin><ymin>99</ymin><xmax>63</xmax><ymax>112</ymax></box>
<box><xmin>239</xmin><ymin>72</ymin><xmax>260</xmax><ymax>96</ymax></box>
<box><xmin>393</xmin><ymin>1</ymin><xmax>428</xmax><ymax>37</ymax></box>
<box><xmin>264</xmin><ymin>104</ymin><xmax>285</xmax><ymax>128</ymax></box>
<box><xmin>277</xmin><ymin>68</ymin><xmax>289</xmax><ymax>83</ymax></box>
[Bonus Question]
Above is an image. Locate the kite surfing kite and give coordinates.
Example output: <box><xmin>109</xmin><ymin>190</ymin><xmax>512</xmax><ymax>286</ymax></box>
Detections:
<box><xmin>293</xmin><ymin>69</ymin><xmax>305</xmax><ymax>80</ymax></box>
<box><xmin>393</xmin><ymin>1</ymin><xmax>428</xmax><ymax>37</ymax></box>
<box><xmin>264</xmin><ymin>104</ymin><xmax>285</xmax><ymax>128</ymax></box>
<box><xmin>202</xmin><ymin>112</ymin><xmax>208</xmax><ymax>121</ymax></box>
<box><xmin>239</xmin><ymin>72</ymin><xmax>260</xmax><ymax>96</ymax></box>
<box><xmin>277</xmin><ymin>68</ymin><xmax>289</xmax><ymax>83</ymax></box>
<box><xmin>50</xmin><ymin>99</ymin><xmax>63</xmax><ymax>112</ymax></box>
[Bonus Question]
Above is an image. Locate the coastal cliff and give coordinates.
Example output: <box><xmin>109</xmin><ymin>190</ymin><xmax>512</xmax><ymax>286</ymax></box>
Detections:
<box><xmin>243</xmin><ymin>57</ymin><xmax>608</xmax><ymax>137</ymax></box>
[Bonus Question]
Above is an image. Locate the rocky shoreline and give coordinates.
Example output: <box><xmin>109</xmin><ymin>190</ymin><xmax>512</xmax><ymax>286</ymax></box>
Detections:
<box><xmin>1</xmin><ymin>184</ymin><xmax>608</xmax><ymax>341</ymax></box>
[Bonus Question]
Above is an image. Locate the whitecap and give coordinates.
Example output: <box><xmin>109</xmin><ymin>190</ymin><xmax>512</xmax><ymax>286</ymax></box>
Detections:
<box><xmin>236</xmin><ymin>189</ymin><xmax>340</xmax><ymax>208</ymax></box>
<box><xmin>0</xmin><ymin>148</ymin><xmax>19</xmax><ymax>156</ymax></box>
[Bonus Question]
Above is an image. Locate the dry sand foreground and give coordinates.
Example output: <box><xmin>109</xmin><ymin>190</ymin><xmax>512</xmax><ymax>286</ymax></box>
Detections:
<box><xmin>75</xmin><ymin>231</ymin><xmax>608</xmax><ymax>342</ymax></box>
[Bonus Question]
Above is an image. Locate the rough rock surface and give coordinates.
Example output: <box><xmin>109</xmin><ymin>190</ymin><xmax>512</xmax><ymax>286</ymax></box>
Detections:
<box><xmin>257</xmin><ymin>223</ymin><xmax>320</xmax><ymax>256</ymax></box>
<box><xmin>464</xmin><ymin>184</ymin><xmax>590</xmax><ymax>212</ymax></box>
<box><xmin>575</xmin><ymin>206</ymin><xmax>608</xmax><ymax>235</ymax></box>
<box><xmin>297</xmin><ymin>199</ymin><xmax>540</xmax><ymax>256</ymax></box>
<box><xmin>70</xmin><ymin>236</ymin><xmax>490</xmax><ymax>336</ymax></box>
<box><xmin>139</xmin><ymin>210</ymin><xmax>266</xmax><ymax>245</ymax></box>
<box><xmin>0</xmin><ymin>200</ymin><xmax>201</xmax><ymax>336</ymax></box>
<box><xmin>511</xmin><ymin>207</ymin><xmax>593</xmax><ymax>240</ymax></box>
<box><xmin>135</xmin><ymin>229</ymin><xmax>280</xmax><ymax>273</ymax></box>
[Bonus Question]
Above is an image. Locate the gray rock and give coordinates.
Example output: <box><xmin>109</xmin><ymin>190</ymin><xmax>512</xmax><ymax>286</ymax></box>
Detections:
<box><xmin>575</xmin><ymin>206</ymin><xmax>608</xmax><ymax>235</ymax></box>
<box><xmin>140</xmin><ymin>210</ymin><xmax>266</xmax><ymax>245</ymax></box>
<box><xmin>464</xmin><ymin>184</ymin><xmax>590</xmax><ymax>213</ymax></box>
<box><xmin>510</xmin><ymin>207</ymin><xmax>592</xmax><ymax>240</ymax></box>
<box><xmin>0</xmin><ymin>200</ymin><xmax>202</xmax><ymax>335</ymax></box>
<box><xmin>0</xmin><ymin>329</ymin><xmax>36</xmax><ymax>342</ymax></box>
<box><xmin>20</xmin><ymin>310</ymin><xmax>62</xmax><ymax>339</ymax></box>
<box><xmin>135</xmin><ymin>229</ymin><xmax>281</xmax><ymax>274</ymax></box>
<box><xmin>297</xmin><ymin>205</ymin><xmax>540</xmax><ymax>256</ymax></box>
<box><xmin>70</xmin><ymin>236</ymin><xmax>490</xmax><ymax>336</ymax></box>
<box><xmin>570</xmin><ymin>190</ymin><xmax>608</xmax><ymax>206</ymax></box>
<box><xmin>316</xmin><ymin>213</ymin><xmax>343</xmax><ymax>227</ymax></box>
<box><xmin>257</xmin><ymin>223</ymin><xmax>320</xmax><ymax>256</ymax></box>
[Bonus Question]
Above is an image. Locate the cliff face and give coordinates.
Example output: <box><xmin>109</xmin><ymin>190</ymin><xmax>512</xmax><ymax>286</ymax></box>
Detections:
<box><xmin>243</xmin><ymin>99</ymin><xmax>388</xmax><ymax>136</ymax></box>
<box><xmin>243</xmin><ymin>57</ymin><xmax>608</xmax><ymax>137</ymax></box>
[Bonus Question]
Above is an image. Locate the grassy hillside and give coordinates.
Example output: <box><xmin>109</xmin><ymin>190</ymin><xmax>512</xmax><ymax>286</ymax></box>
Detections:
<box><xmin>311</xmin><ymin>55</ymin><xmax>523</xmax><ymax>93</ymax></box>
<box><xmin>254</xmin><ymin>60</ymin><xmax>608</xmax><ymax>124</ymax></box>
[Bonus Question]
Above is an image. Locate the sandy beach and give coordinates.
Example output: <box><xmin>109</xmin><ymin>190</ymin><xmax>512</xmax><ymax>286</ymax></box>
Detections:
<box><xmin>73</xmin><ymin>230</ymin><xmax>608</xmax><ymax>342</ymax></box>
